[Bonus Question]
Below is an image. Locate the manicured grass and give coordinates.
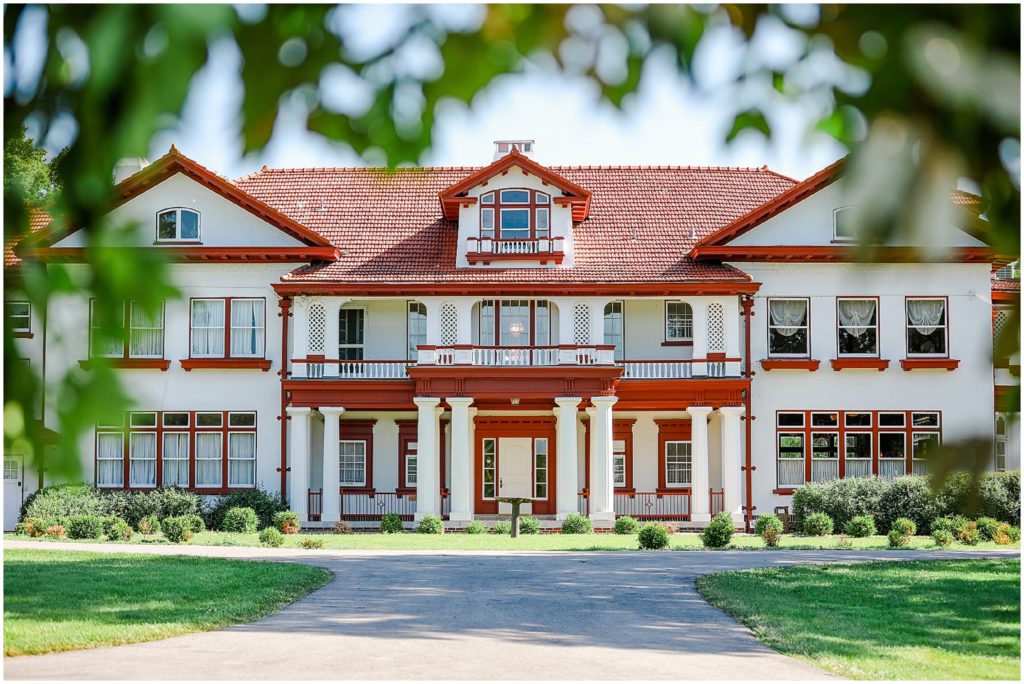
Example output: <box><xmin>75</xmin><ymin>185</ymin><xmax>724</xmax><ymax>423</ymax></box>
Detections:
<box><xmin>697</xmin><ymin>559</ymin><xmax>1021</xmax><ymax>680</ymax></box>
<box><xmin>6</xmin><ymin>531</ymin><xmax>1018</xmax><ymax>552</ymax></box>
<box><xmin>3</xmin><ymin>549</ymin><xmax>331</xmax><ymax>656</ymax></box>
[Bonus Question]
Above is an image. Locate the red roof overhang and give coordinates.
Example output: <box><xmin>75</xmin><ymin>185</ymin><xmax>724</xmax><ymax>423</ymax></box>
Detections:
<box><xmin>272</xmin><ymin>280</ymin><xmax>761</xmax><ymax>297</ymax></box>
<box><xmin>17</xmin><ymin>246</ymin><xmax>339</xmax><ymax>263</ymax></box>
<box><xmin>438</xmin><ymin>149</ymin><xmax>592</xmax><ymax>222</ymax></box>
<box><xmin>691</xmin><ymin>245</ymin><xmax>999</xmax><ymax>263</ymax></box>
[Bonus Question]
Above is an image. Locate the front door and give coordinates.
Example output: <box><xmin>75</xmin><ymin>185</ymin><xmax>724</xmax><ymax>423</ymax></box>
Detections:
<box><xmin>498</xmin><ymin>437</ymin><xmax>533</xmax><ymax>514</ymax></box>
<box><xmin>4</xmin><ymin>455</ymin><xmax>23</xmax><ymax>531</ymax></box>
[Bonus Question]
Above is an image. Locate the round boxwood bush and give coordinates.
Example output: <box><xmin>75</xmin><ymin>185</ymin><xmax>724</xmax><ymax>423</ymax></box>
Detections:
<box><xmin>464</xmin><ymin>520</ymin><xmax>486</xmax><ymax>535</ymax></box>
<box><xmin>208</xmin><ymin>487</ymin><xmax>286</xmax><ymax>532</ymax></box>
<box><xmin>931</xmin><ymin>514</ymin><xmax>970</xmax><ymax>538</ymax></box>
<box><xmin>844</xmin><ymin>514</ymin><xmax>877</xmax><ymax>538</ymax></box>
<box><xmin>754</xmin><ymin>513</ymin><xmax>784</xmax><ymax>548</ymax></box>
<box><xmin>380</xmin><ymin>513</ymin><xmax>404</xmax><ymax>534</ymax></box>
<box><xmin>299</xmin><ymin>537</ymin><xmax>325</xmax><ymax>549</ymax></box>
<box><xmin>957</xmin><ymin>520</ymin><xmax>980</xmax><ymax>545</ymax></box>
<box><xmin>22</xmin><ymin>484</ymin><xmax>106</xmax><ymax>521</ymax></box>
<box><xmin>560</xmin><ymin>513</ymin><xmax>592</xmax><ymax>535</ymax></box>
<box><xmin>136</xmin><ymin>515</ymin><xmax>161</xmax><ymax>535</ymax></box>
<box><xmin>417</xmin><ymin>514</ymin><xmax>444</xmax><ymax>534</ymax></box>
<box><xmin>995</xmin><ymin>523</ymin><xmax>1020</xmax><ymax>544</ymax></box>
<box><xmin>614</xmin><ymin>516</ymin><xmax>640</xmax><ymax>535</ymax></box>
<box><xmin>106</xmin><ymin>518</ymin><xmax>133</xmax><ymax>541</ymax></box>
<box><xmin>273</xmin><ymin>511</ymin><xmax>301</xmax><ymax>534</ymax></box>
<box><xmin>221</xmin><ymin>507</ymin><xmax>258</xmax><ymax>533</ymax></box>
<box><xmin>891</xmin><ymin>517</ymin><xmax>917</xmax><ymax>537</ymax></box>
<box><xmin>161</xmin><ymin>516</ymin><xmax>193</xmax><ymax>543</ymax></box>
<box><xmin>67</xmin><ymin>514</ymin><xmax>105</xmax><ymax>540</ymax></box>
<box><xmin>888</xmin><ymin>529</ymin><xmax>910</xmax><ymax>548</ymax></box>
<box><xmin>803</xmin><ymin>512</ymin><xmax>834</xmax><ymax>536</ymax></box>
<box><xmin>975</xmin><ymin>517</ymin><xmax>1001</xmax><ymax>541</ymax></box>
<box><xmin>259</xmin><ymin>527</ymin><xmax>285</xmax><ymax>548</ymax></box>
<box><xmin>932</xmin><ymin>529</ymin><xmax>954</xmax><ymax>547</ymax></box>
<box><xmin>493</xmin><ymin>520</ymin><xmax>512</xmax><ymax>535</ymax></box>
<box><xmin>638</xmin><ymin>522</ymin><xmax>670</xmax><ymax>550</ymax></box>
<box><xmin>700</xmin><ymin>513</ymin><xmax>735</xmax><ymax>549</ymax></box>
<box><xmin>182</xmin><ymin>514</ymin><xmax>206</xmax><ymax>534</ymax></box>
<box><xmin>519</xmin><ymin>516</ymin><xmax>541</xmax><ymax>535</ymax></box>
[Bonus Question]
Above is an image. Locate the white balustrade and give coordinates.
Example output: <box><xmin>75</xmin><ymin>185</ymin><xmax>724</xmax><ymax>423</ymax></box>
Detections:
<box><xmin>292</xmin><ymin>360</ymin><xmax>410</xmax><ymax>379</ymax></box>
<box><xmin>622</xmin><ymin>361</ymin><xmax>694</xmax><ymax>379</ymax></box>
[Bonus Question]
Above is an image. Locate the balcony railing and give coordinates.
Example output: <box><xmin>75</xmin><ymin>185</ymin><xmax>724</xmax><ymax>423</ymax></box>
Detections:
<box><xmin>466</xmin><ymin>236</ymin><xmax>565</xmax><ymax>263</ymax></box>
<box><xmin>621</xmin><ymin>358</ymin><xmax>742</xmax><ymax>379</ymax></box>
<box><xmin>613</xmin><ymin>490</ymin><xmax>691</xmax><ymax>521</ymax></box>
<box><xmin>417</xmin><ymin>344</ymin><xmax>616</xmax><ymax>367</ymax></box>
<box><xmin>336</xmin><ymin>490</ymin><xmax>451</xmax><ymax>522</ymax></box>
<box><xmin>292</xmin><ymin>359</ymin><xmax>412</xmax><ymax>380</ymax></box>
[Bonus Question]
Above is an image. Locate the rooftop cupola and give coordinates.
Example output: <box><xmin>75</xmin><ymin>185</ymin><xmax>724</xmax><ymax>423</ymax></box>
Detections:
<box><xmin>493</xmin><ymin>139</ymin><xmax>535</xmax><ymax>162</ymax></box>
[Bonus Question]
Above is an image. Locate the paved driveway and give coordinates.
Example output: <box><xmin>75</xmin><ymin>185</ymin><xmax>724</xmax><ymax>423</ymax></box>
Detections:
<box><xmin>4</xmin><ymin>542</ymin><xmax>1015</xmax><ymax>680</ymax></box>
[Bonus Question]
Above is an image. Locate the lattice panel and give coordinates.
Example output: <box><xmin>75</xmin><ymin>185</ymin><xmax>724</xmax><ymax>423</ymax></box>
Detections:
<box><xmin>307</xmin><ymin>302</ymin><xmax>326</xmax><ymax>354</ymax></box>
<box><xmin>573</xmin><ymin>303</ymin><xmax>591</xmax><ymax>345</ymax></box>
<box><xmin>994</xmin><ymin>309</ymin><xmax>1009</xmax><ymax>347</ymax></box>
<box><xmin>707</xmin><ymin>302</ymin><xmax>725</xmax><ymax>352</ymax></box>
<box><xmin>440</xmin><ymin>303</ymin><xmax>458</xmax><ymax>346</ymax></box>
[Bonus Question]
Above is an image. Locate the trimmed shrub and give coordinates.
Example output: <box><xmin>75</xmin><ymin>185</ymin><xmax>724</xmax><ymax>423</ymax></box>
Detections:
<box><xmin>13</xmin><ymin>522</ymin><xmax>31</xmax><ymax>536</ymax></box>
<box><xmin>957</xmin><ymin>521</ymin><xmax>980</xmax><ymax>546</ymax></box>
<box><xmin>207</xmin><ymin>487</ymin><xmax>286</xmax><ymax>531</ymax></box>
<box><xmin>67</xmin><ymin>514</ymin><xmax>105</xmax><ymax>540</ymax></box>
<box><xmin>932</xmin><ymin>529</ymin><xmax>954</xmax><ymax>547</ymax></box>
<box><xmin>561</xmin><ymin>513</ymin><xmax>592</xmax><ymax>535</ymax></box>
<box><xmin>891</xmin><ymin>517</ymin><xmax>917</xmax><ymax>537</ymax></box>
<box><xmin>887</xmin><ymin>530</ymin><xmax>909</xmax><ymax>548</ymax></box>
<box><xmin>754</xmin><ymin>514</ymin><xmax>784</xmax><ymax>547</ymax></box>
<box><xmin>221</xmin><ymin>507</ymin><xmax>258</xmax><ymax>533</ymax></box>
<box><xmin>493</xmin><ymin>520</ymin><xmax>512</xmax><ymax>535</ymax></box>
<box><xmin>45</xmin><ymin>524</ymin><xmax>66</xmax><ymax>539</ymax></box>
<box><xmin>259</xmin><ymin>527</ymin><xmax>285</xmax><ymax>547</ymax></box>
<box><xmin>464</xmin><ymin>521</ymin><xmax>486</xmax><ymax>535</ymax></box>
<box><xmin>22</xmin><ymin>484</ymin><xmax>106</xmax><ymax>521</ymax></box>
<box><xmin>21</xmin><ymin>518</ymin><xmax>47</xmax><ymax>537</ymax></box>
<box><xmin>332</xmin><ymin>521</ymin><xmax>353</xmax><ymax>535</ymax></box>
<box><xmin>519</xmin><ymin>516</ymin><xmax>541</xmax><ymax>535</ymax></box>
<box><xmin>844</xmin><ymin>514</ymin><xmax>877</xmax><ymax>538</ymax></box>
<box><xmin>975</xmin><ymin>517</ymin><xmax>1001</xmax><ymax>541</ymax></box>
<box><xmin>273</xmin><ymin>511</ymin><xmax>301</xmax><ymax>535</ymax></box>
<box><xmin>299</xmin><ymin>537</ymin><xmax>325</xmax><ymax>549</ymax></box>
<box><xmin>876</xmin><ymin>477</ymin><xmax>941</xmax><ymax>534</ymax></box>
<box><xmin>106</xmin><ymin>518</ymin><xmax>133</xmax><ymax>541</ymax></box>
<box><xmin>835</xmin><ymin>534</ymin><xmax>853</xmax><ymax>550</ymax></box>
<box><xmin>802</xmin><ymin>512</ymin><xmax>834</xmax><ymax>537</ymax></box>
<box><xmin>417</xmin><ymin>514</ymin><xmax>444</xmax><ymax>534</ymax></box>
<box><xmin>700</xmin><ymin>513</ymin><xmax>735</xmax><ymax>549</ymax></box>
<box><xmin>614</xmin><ymin>516</ymin><xmax>640</xmax><ymax>535</ymax></box>
<box><xmin>136</xmin><ymin>515</ymin><xmax>160</xmax><ymax>535</ymax></box>
<box><xmin>380</xmin><ymin>513</ymin><xmax>404</xmax><ymax>534</ymax></box>
<box><xmin>638</xmin><ymin>522</ymin><xmax>670</xmax><ymax>550</ymax></box>
<box><xmin>101</xmin><ymin>487</ymin><xmax>204</xmax><ymax>528</ymax></box>
<box><xmin>161</xmin><ymin>516</ymin><xmax>193</xmax><ymax>543</ymax></box>
<box><xmin>931</xmin><ymin>514</ymin><xmax>970</xmax><ymax>538</ymax></box>
<box><xmin>182</xmin><ymin>514</ymin><xmax>206</xmax><ymax>534</ymax></box>
<box><xmin>791</xmin><ymin>477</ymin><xmax>888</xmax><ymax>532</ymax></box>
<box><xmin>978</xmin><ymin>471</ymin><xmax>1020</xmax><ymax>526</ymax></box>
<box><xmin>1004</xmin><ymin>525</ymin><xmax>1020</xmax><ymax>543</ymax></box>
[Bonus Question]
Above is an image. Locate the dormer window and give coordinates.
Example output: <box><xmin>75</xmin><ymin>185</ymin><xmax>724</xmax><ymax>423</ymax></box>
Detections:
<box><xmin>479</xmin><ymin>189</ymin><xmax>550</xmax><ymax>241</ymax></box>
<box><xmin>833</xmin><ymin>206</ymin><xmax>856</xmax><ymax>241</ymax></box>
<box><xmin>157</xmin><ymin>208</ymin><xmax>200</xmax><ymax>242</ymax></box>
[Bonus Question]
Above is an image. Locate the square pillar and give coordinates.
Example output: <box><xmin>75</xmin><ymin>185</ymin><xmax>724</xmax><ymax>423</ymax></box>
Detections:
<box><xmin>319</xmin><ymin>407</ymin><xmax>344</xmax><ymax>523</ymax></box>
<box><xmin>414</xmin><ymin>397</ymin><xmax>441</xmax><ymax>519</ymax></box>
<box><xmin>719</xmin><ymin>406</ymin><xmax>745</xmax><ymax>525</ymax></box>
<box><xmin>687</xmin><ymin>406</ymin><xmax>713</xmax><ymax>523</ymax></box>
<box><xmin>554</xmin><ymin>397</ymin><xmax>582</xmax><ymax>520</ymax></box>
<box><xmin>286</xmin><ymin>406</ymin><xmax>312</xmax><ymax>523</ymax></box>
<box><xmin>588</xmin><ymin>396</ymin><xmax>618</xmax><ymax>523</ymax></box>
<box><xmin>447</xmin><ymin>398</ymin><xmax>474</xmax><ymax>521</ymax></box>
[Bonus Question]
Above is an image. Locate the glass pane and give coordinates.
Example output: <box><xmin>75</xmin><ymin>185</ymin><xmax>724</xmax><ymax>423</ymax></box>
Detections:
<box><xmin>180</xmin><ymin>210</ymin><xmax>199</xmax><ymax>239</ymax></box>
<box><xmin>481</xmin><ymin>192</ymin><xmax>494</xmax><ymax>204</ymax></box>
<box><xmin>500</xmin><ymin>189</ymin><xmax>530</xmax><ymax>203</ymax></box>
<box><xmin>880</xmin><ymin>433</ymin><xmax>905</xmax><ymax>459</ymax></box>
<box><xmin>845</xmin><ymin>433</ymin><xmax>871</xmax><ymax>459</ymax></box>
<box><xmin>500</xmin><ymin>208</ymin><xmax>530</xmax><ymax>236</ymax></box>
<box><xmin>197</xmin><ymin>412</ymin><xmax>223</xmax><ymax>427</ymax></box>
<box><xmin>908</xmin><ymin>327</ymin><xmax>946</xmax><ymax>355</ymax></box>
<box><xmin>912</xmin><ymin>413</ymin><xmax>940</xmax><ymax>427</ymax></box>
<box><xmin>666</xmin><ymin>302</ymin><xmax>693</xmax><ymax>340</ymax></box>
<box><xmin>163</xmin><ymin>412</ymin><xmax>189</xmax><ymax>427</ymax></box>
<box><xmin>769</xmin><ymin>328</ymin><xmax>808</xmax><ymax>355</ymax></box>
<box><xmin>913</xmin><ymin>433</ymin><xmax>940</xmax><ymax>459</ymax></box>
<box><xmin>229</xmin><ymin>412</ymin><xmax>256</xmax><ymax>427</ymax></box>
<box><xmin>812</xmin><ymin>433</ymin><xmax>839</xmax><ymax>459</ymax></box>
<box><xmin>811</xmin><ymin>412</ymin><xmax>838</xmax><ymax>427</ymax></box>
<box><xmin>839</xmin><ymin>328</ymin><xmax>877</xmax><ymax>355</ymax></box>
<box><xmin>835</xmin><ymin>207</ymin><xmax>856</xmax><ymax>238</ymax></box>
<box><xmin>340</xmin><ymin>309</ymin><xmax>365</xmax><ymax>345</ymax></box>
<box><xmin>130</xmin><ymin>412</ymin><xmax>157</xmax><ymax>427</ymax></box>
<box><xmin>879</xmin><ymin>412</ymin><xmax>905</xmax><ymax>427</ymax></box>
<box><xmin>845</xmin><ymin>412</ymin><xmax>872</xmax><ymax>427</ymax></box>
<box><xmin>157</xmin><ymin>211</ymin><xmax>177</xmax><ymax>239</ymax></box>
<box><xmin>777</xmin><ymin>413</ymin><xmax>804</xmax><ymax>427</ymax></box>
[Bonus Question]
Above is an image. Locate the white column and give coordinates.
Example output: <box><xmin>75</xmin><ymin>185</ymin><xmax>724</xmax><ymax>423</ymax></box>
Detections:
<box><xmin>323</xmin><ymin>298</ymin><xmax>350</xmax><ymax>362</ymax></box>
<box><xmin>447</xmin><ymin>398</ymin><xmax>474</xmax><ymax>521</ymax></box>
<box><xmin>286</xmin><ymin>406</ymin><xmax>312</xmax><ymax>523</ymax></box>
<box><xmin>414</xmin><ymin>397</ymin><xmax>441</xmax><ymax>519</ymax></box>
<box><xmin>455</xmin><ymin>299</ymin><xmax>475</xmax><ymax>345</ymax></box>
<box><xmin>719</xmin><ymin>405</ymin><xmax>745</xmax><ymax>525</ymax></box>
<box><xmin>687</xmin><ymin>406</ymin><xmax>713</xmax><ymax>523</ymax></box>
<box><xmin>589</xmin><ymin>299</ymin><xmax>610</xmax><ymax>347</ymax></box>
<box><xmin>292</xmin><ymin>298</ymin><xmax>309</xmax><ymax>359</ymax></box>
<box><xmin>588</xmin><ymin>396</ymin><xmax>618</xmax><ymax>523</ymax></box>
<box><xmin>319</xmin><ymin>407</ymin><xmax>344</xmax><ymax>523</ymax></box>
<box><xmin>554</xmin><ymin>397</ymin><xmax>582</xmax><ymax>520</ymax></box>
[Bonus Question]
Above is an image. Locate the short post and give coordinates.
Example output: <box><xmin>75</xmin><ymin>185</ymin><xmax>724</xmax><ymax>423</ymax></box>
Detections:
<box><xmin>498</xmin><ymin>497</ymin><xmax>531</xmax><ymax>538</ymax></box>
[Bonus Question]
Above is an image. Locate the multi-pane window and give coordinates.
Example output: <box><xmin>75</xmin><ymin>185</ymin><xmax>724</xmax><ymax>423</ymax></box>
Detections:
<box><xmin>156</xmin><ymin>208</ymin><xmax>200</xmax><ymax>242</ymax></box>
<box><xmin>339</xmin><ymin>308</ymin><xmax>365</xmax><ymax>360</ymax></box>
<box><xmin>339</xmin><ymin>440</ymin><xmax>366</xmax><ymax>487</ymax></box>
<box><xmin>228</xmin><ymin>413</ymin><xmax>256</xmax><ymax>487</ymax></box>
<box><xmin>811</xmin><ymin>433</ymin><xmax>839</xmax><ymax>482</ymax></box>
<box><xmin>612</xmin><ymin>439</ymin><xmax>627</xmax><ymax>487</ymax></box>
<box><xmin>777</xmin><ymin>432</ymin><xmax>805</xmax><ymax>487</ymax></box>
<box><xmin>906</xmin><ymin>298</ymin><xmax>947</xmax><ymax>356</ymax></box>
<box><xmin>90</xmin><ymin>300</ymin><xmax>164</xmax><ymax>359</ymax></box>
<box><xmin>6</xmin><ymin>301</ymin><xmax>31</xmax><ymax>334</ymax></box>
<box><xmin>665</xmin><ymin>302</ymin><xmax>693</xmax><ymax>342</ymax></box>
<box><xmin>478</xmin><ymin>300</ymin><xmax>550</xmax><ymax>347</ymax></box>
<box><xmin>995</xmin><ymin>414</ymin><xmax>1009</xmax><ymax>471</ymax></box>
<box><xmin>195</xmin><ymin>416</ymin><xmax>223</xmax><ymax>488</ymax></box>
<box><xmin>664</xmin><ymin>441</ymin><xmax>692</xmax><ymax>486</ymax></box>
<box><xmin>482</xmin><ymin>438</ymin><xmax>496</xmax><ymax>499</ymax></box>
<box><xmin>191</xmin><ymin>298</ymin><xmax>264</xmax><ymax>358</ymax></box>
<box><xmin>837</xmin><ymin>298</ymin><xmax>878</xmax><ymax>356</ymax></box>
<box><xmin>534</xmin><ymin>438</ymin><xmax>549</xmax><ymax>499</ymax></box>
<box><xmin>407</xmin><ymin>302</ymin><xmax>427</xmax><ymax>360</ymax></box>
<box><xmin>478</xmin><ymin>189</ymin><xmax>551</xmax><ymax>240</ymax></box>
<box><xmin>844</xmin><ymin>412</ymin><xmax>872</xmax><ymax>478</ymax></box>
<box><xmin>129</xmin><ymin>430</ymin><xmax>158</xmax><ymax>488</ymax></box>
<box><xmin>405</xmin><ymin>441</ymin><xmax>418</xmax><ymax>486</ymax></box>
<box><xmin>499</xmin><ymin>300</ymin><xmax>531</xmax><ymax>346</ymax></box>
<box><xmin>604</xmin><ymin>302</ymin><xmax>624</xmax><ymax>360</ymax></box>
<box><xmin>768</xmin><ymin>299</ymin><xmax>809</xmax><ymax>356</ymax></box>
<box><xmin>96</xmin><ymin>432</ymin><xmax>124</xmax><ymax>487</ymax></box>
<box><xmin>162</xmin><ymin>432</ymin><xmax>189</xmax><ymax>487</ymax></box>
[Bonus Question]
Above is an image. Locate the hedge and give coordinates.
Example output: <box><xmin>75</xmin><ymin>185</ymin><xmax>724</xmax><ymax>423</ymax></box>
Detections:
<box><xmin>21</xmin><ymin>485</ymin><xmax>204</xmax><ymax>529</ymax></box>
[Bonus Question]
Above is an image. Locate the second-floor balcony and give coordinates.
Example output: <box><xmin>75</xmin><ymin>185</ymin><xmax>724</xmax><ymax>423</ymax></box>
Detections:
<box><xmin>465</xmin><ymin>236</ymin><xmax>565</xmax><ymax>264</ymax></box>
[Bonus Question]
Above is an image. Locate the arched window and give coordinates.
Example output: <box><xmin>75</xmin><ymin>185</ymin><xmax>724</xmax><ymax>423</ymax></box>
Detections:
<box><xmin>407</xmin><ymin>302</ymin><xmax>427</xmax><ymax>360</ymax></box>
<box><xmin>480</xmin><ymin>189</ymin><xmax>550</xmax><ymax>240</ymax></box>
<box><xmin>833</xmin><ymin>206</ymin><xmax>856</xmax><ymax>241</ymax></box>
<box><xmin>157</xmin><ymin>208</ymin><xmax>200</xmax><ymax>242</ymax></box>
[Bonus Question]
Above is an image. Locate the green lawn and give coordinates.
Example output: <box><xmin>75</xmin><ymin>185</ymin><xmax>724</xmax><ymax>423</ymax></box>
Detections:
<box><xmin>6</xmin><ymin>531</ymin><xmax>1018</xmax><ymax>552</ymax></box>
<box><xmin>3</xmin><ymin>549</ymin><xmax>331</xmax><ymax>656</ymax></box>
<box><xmin>697</xmin><ymin>559</ymin><xmax>1021</xmax><ymax>680</ymax></box>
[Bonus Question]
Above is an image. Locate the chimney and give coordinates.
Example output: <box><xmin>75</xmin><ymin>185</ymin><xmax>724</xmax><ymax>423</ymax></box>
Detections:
<box><xmin>113</xmin><ymin>157</ymin><xmax>150</xmax><ymax>184</ymax></box>
<box><xmin>493</xmin><ymin>139</ymin><xmax>535</xmax><ymax>162</ymax></box>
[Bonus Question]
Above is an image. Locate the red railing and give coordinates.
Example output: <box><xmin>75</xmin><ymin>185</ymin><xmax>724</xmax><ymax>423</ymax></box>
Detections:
<box><xmin>710</xmin><ymin>489</ymin><xmax>725</xmax><ymax>516</ymax></box>
<box><xmin>614</xmin><ymin>490</ymin><xmax>691</xmax><ymax>520</ymax></box>
<box><xmin>307</xmin><ymin>488</ymin><xmax>322</xmax><ymax>521</ymax></box>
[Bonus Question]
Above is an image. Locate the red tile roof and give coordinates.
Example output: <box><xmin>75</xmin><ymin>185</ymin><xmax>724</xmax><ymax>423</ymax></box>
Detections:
<box><xmin>234</xmin><ymin>164</ymin><xmax>796</xmax><ymax>288</ymax></box>
<box><xmin>5</xmin><ymin>208</ymin><xmax>52</xmax><ymax>268</ymax></box>
<box><xmin>992</xmin><ymin>277</ymin><xmax>1020</xmax><ymax>293</ymax></box>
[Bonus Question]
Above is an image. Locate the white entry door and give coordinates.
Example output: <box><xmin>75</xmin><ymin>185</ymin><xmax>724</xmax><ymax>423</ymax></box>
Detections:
<box><xmin>4</xmin><ymin>455</ymin><xmax>23</xmax><ymax>531</ymax></box>
<box><xmin>498</xmin><ymin>437</ymin><xmax>533</xmax><ymax>514</ymax></box>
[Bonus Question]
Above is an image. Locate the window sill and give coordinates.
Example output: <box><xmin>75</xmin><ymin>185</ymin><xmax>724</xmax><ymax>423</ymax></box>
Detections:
<box><xmin>900</xmin><ymin>358</ymin><xmax>960</xmax><ymax>371</ymax></box>
<box><xmin>831</xmin><ymin>358</ymin><xmax>890</xmax><ymax>371</ymax></box>
<box><xmin>13</xmin><ymin>331</ymin><xmax>33</xmax><ymax>339</ymax></box>
<box><xmin>661</xmin><ymin>340</ymin><xmax>693</xmax><ymax>347</ymax></box>
<box><xmin>760</xmin><ymin>359</ymin><xmax>820</xmax><ymax>371</ymax></box>
<box><xmin>79</xmin><ymin>358</ymin><xmax>170</xmax><ymax>371</ymax></box>
<box><xmin>773</xmin><ymin>488</ymin><xmax>798</xmax><ymax>495</ymax></box>
<box><xmin>154</xmin><ymin>240</ymin><xmax>203</xmax><ymax>246</ymax></box>
<box><xmin>181</xmin><ymin>358</ymin><xmax>272</xmax><ymax>371</ymax></box>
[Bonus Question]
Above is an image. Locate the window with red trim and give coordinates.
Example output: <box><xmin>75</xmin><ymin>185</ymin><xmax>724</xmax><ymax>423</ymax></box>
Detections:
<box><xmin>190</xmin><ymin>298</ymin><xmax>266</xmax><ymax>358</ymax></box>
<box><xmin>90</xmin><ymin>300</ymin><xmax>165</xmax><ymax>359</ymax></box>
<box><xmin>479</xmin><ymin>189</ymin><xmax>550</xmax><ymax>240</ymax></box>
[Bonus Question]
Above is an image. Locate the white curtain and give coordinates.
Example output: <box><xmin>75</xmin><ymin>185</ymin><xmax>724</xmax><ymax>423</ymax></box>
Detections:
<box><xmin>228</xmin><ymin>433</ymin><xmax>256</xmax><ymax>487</ymax></box>
<box><xmin>907</xmin><ymin>300</ymin><xmax>944</xmax><ymax>335</ymax></box>
<box><xmin>192</xmin><ymin>300</ymin><xmax>225</xmax><ymax>356</ymax></box>
<box><xmin>196</xmin><ymin>433</ymin><xmax>222</xmax><ymax>487</ymax></box>
<box><xmin>129</xmin><ymin>433</ymin><xmax>157</xmax><ymax>487</ymax></box>
<box><xmin>838</xmin><ymin>300</ymin><xmax>876</xmax><ymax>337</ymax></box>
<box><xmin>162</xmin><ymin>433</ymin><xmax>189</xmax><ymax>486</ymax></box>
<box><xmin>129</xmin><ymin>303</ymin><xmax>164</xmax><ymax>357</ymax></box>
<box><xmin>769</xmin><ymin>300</ymin><xmax>807</xmax><ymax>336</ymax></box>
<box><xmin>230</xmin><ymin>300</ymin><xmax>265</xmax><ymax>357</ymax></box>
<box><xmin>97</xmin><ymin>433</ymin><xmax>123</xmax><ymax>486</ymax></box>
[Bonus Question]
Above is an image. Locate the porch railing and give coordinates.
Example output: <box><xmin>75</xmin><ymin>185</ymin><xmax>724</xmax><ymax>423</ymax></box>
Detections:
<box><xmin>466</xmin><ymin>236</ymin><xmax>566</xmax><ymax>260</ymax></box>
<box><xmin>614</xmin><ymin>490</ymin><xmax>691</xmax><ymax>521</ymax></box>
<box><xmin>307</xmin><ymin>488</ymin><xmax>322</xmax><ymax>522</ymax></box>
<box><xmin>710</xmin><ymin>489</ymin><xmax>725</xmax><ymax>516</ymax></box>
<box><xmin>621</xmin><ymin>358</ymin><xmax>742</xmax><ymax>379</ymax></box>
<box><xmin>292</xmin><ymin>360</ymin><xmax>412</xmax><ymax>380</ymax></box>
<box><xmin>418</xmin><ymin>344</ymin><xmax>616</xmax><ymax>367</ymax></box>
<box><xmin>340</xmin><ymin>491</ymin><xmax>417</xmax><ymax>521</ymax></box>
